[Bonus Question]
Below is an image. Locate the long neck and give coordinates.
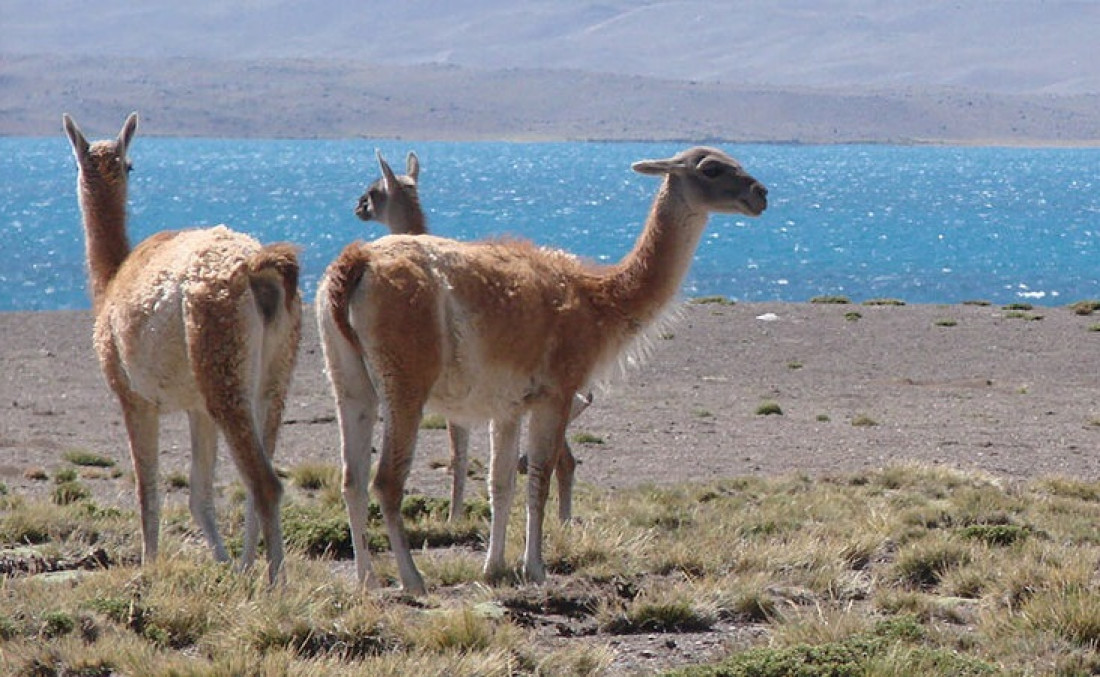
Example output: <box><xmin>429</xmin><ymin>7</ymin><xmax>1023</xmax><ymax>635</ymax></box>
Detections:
<box><xmin>603</xmin><ymin>175</ymin><xmax>708</xmax><ymax>329</ymax></box>
<box><xmin>394</xmin><ymin>197</ymin><xmax>428</xmax><ymax>235</ymax></box>
<box><xmin>400</xmin><ymin>208</ymin><xmax>428</xmax><ymax>235</ymax></box>
<box><xmin>77</xmin><ymin>172</ymin><xmax>131</xmax><ymax>308</ymax></box>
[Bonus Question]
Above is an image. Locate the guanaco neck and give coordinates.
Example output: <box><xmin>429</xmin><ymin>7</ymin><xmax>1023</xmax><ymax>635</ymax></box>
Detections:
<box><xmin>77</xmin><ymin>165</ymin><xmax>131</xmax><ymax>310</ymax></box>
<box><xmin>391</xmin><ymin>195</ymin><xmax>427</xmax><ymax>235</ymax></box>
<box><xmin>602</xmin><ymin>174</ymin><xmax>708</xmax><ymax>331</ymax></box>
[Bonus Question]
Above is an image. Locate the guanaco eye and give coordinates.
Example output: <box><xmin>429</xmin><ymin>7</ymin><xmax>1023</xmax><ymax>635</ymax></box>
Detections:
<box><xmin>699</xmin><ymin>163</ymin><xmax>723</xmax><ymax>179</ymax></box>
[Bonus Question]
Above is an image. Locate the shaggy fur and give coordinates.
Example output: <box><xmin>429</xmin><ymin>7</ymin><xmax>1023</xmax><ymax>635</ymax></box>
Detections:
<box><xmin>318</xmin><ymin>146</ymin><xmax>767</xmax><ymax>594</ymax></box>
<box><xmin>64</xmin><ymin>112</ymin><xmax>302</xmax><ymax>584</ymax></box>
<box><xmin>354</xmin><ymin>150</ymin><xmax>589</xmax><ymax>523</ymax></box>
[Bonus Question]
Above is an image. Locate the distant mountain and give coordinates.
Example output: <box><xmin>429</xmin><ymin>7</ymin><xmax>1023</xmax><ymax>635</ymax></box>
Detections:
<box><xmin>6</xmin><ymin>1</ymin><xmax>1098</xmax><ymax>93</ymax></box>
<box><xmin>4</xmin><ymin>1</ymin><xmax>1099</xmax><ymax>142</ymax></box>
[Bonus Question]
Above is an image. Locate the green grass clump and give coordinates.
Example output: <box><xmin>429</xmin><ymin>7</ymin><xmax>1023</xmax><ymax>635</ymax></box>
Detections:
<box><xmin>962</xmin><ymin>299</ymin><xmax>992</xmax><ymax>306</ymax></box>
<box><xmin>600</xmin><ymin>591</ymin><xmax>715</xmax><ymax>634</ymax></box>
<box><xmin>165</xmin><ymin>472</ymin><xmax>188</xmax><ymax>489</ymax></box>
<box><xmin>420</xmin><ymin>413</ymin><xmax>448</xmax><ymax>430</ymax></box>
<box><xmin>690</xmin><ymin>295</ymin><xmax>734</xmax><ymax>306</ymax></box>
<box><xmin>38</xmin><ymin>610</ymin><xmax>76</xmax><ymax>639</ymax></box>
<box><xmin>934</xmin><ymin>318</ymin><xmax>957</xmax><ymax>327</ymax></box>
<box><xmin>1003</xmin><ymin>310</ymin><xmax>1044</xmax><ymax>321</ymax></box>
<box><xmin>844</xmin><ymin>311</ymin><xmax>862</xmax><ymax>322</ymax></box>
<box><xmin>851</xmin><ymin>414</ymin><xmax>878</xmax><ymax>427</ymax></box>
<box><xmin>63</xmin><ymin>450</ymin><xmax>116</xmax><ymax>468</ymax></box>
<box><xmin>810</xmin><ymin>295</ymin><xmax>850</xmax><ymax>304</ymax></box>
<box><xmin>289</xmin><ymin>462</ymin><xmax>340</xmax><ymax>491</ymax></box>
<box><xmin>281</xmin><ymin>501</ymin><xmax>354</xmax><ymax>558</ymax></box>
<box><xmin>281</xmin><ymin>494</ymin><xmax>479</xmax><ymax>559</ymax></box>
<box><xmin>52</xmin><ymin>481</ymin><xmax>90</xmax><ymax>506</ymax></box>
<box><xmin>862</xmin><ymin>298</ymin><xmax>906</xmax><ymax>306</ymax></box>
<box><xmin>668</xmin><ymin>616</ymin><xmax>994</xmax><ymax>676</ymax></box>
<box><xmin>571</xmin><ymin>431</ymin><xmax>605</xmax><ymax>445</ymax></box>
<box><xmin>54</xmin><ymin>468</ymin><xmax>78</xmax><ymax>484</ymax></box>
<box><xmin>755</xmin><ymin>401</ymin><xmax>783</xmax><ymax>416</ymax></box>
<box><xmin>957</xmin><ymin>524</ymin><xmax>1030</xmax><ymax>546</ymax></box>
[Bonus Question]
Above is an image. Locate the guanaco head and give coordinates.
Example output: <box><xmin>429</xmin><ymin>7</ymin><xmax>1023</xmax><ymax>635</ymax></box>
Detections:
<box><xmin>355</xmin><ymin>150</ymin><xmax>426</xmax><ymax>235</ymax></box>
<box><xmin>632</xmin><ymin>146</ymin><xmax>767</xmax><ymax>217</ymax></box>
<box><xmin>62</xmin><ymin>111</ymin><xmax>138</xmax><ymax>194</ymax></box>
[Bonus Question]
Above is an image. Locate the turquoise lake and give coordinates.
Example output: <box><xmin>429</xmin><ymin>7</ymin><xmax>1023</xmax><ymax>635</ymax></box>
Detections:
<box><xmin>2</xmin><ymin>139</ymin><xmax>1097</xmax><ymax>311</ymax></box>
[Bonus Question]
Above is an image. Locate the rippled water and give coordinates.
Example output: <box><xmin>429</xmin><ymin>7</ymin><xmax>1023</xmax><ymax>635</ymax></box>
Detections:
<box><xmin>2</xmin><ymin>139</ymin><xmax>1097</xmax><ymax>311</ymax></box>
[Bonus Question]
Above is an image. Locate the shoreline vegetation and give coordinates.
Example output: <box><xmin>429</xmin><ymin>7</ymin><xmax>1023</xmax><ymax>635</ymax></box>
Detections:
<box><xmin>3</xmin><ymin>299</ymin><xmax>1100</xmax><ymax>673</ymax></box>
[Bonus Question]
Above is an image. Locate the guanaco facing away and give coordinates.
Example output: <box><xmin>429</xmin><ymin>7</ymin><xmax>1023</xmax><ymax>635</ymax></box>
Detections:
<box><xmin>63</xmin><ymin>112</ymin><xmax>301</xmax><ymax>584</ymax></box>
<box><xmin>318</xmin><ymin>146</ymin><xmax>767</xmax><ymax>594</ymax></box>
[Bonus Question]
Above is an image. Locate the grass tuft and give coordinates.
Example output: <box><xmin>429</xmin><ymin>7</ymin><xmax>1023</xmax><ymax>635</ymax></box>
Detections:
<box><xmin>54</xmin><ymin>468</ymin><xmax>78</xmax><ymax>484</ymax></box>
<box><xmin>165</xmin><ymin>472</ymin><xmax>188</xmax><ymax>489</ymax></box>
<box><xmin>600</xmin><ymin>593</ymin><xmax>715</xmax><ymax>634</ymax></box>
<box><xmin>52</xmin><ymin>481</ymin><xmax>91</xmax><ymax>506</ymax></box>
<box><xmin>571</xmin><ymin>431</ymin><xmax>605</xmax><ymax>445</ymax></box>
<box><xmin>1004</xmin><ymin>310</ymin><xmax>1044</xmax><ymax>321</ymax></box>
<box><xmin>420</xmin><ymin>413</ymin><xmax>448</xmax><ymax>430</ymax></box>
<box><xmin>957</xmin><ymin>523</ymin><xmax>1030</xmax><ymax>546</ymax></box>
<box><xmin>289</xmin><ymin>462</ymin><xmax>340</xmax><ymax>491</ymax></box>
<box><xmin>1069</xmin><ymin>300</ymin><xmax>1100</xmax><ymax>315</ymax></box>
<box><xmin>892</xmin><ymin>539</ymin><xmax>971</xmax><ymax>589</ymax></box>
<box><xmin>690</xmin><ymin>295</ymin><xmax>734</xmax><ymax>305</ymax></box>
<box><xmin>63</xmin><ymin>450</ymin><xmax>116</xmax><ymax>468</ymax></box>
<box><xmin>755</xmin><ymin>401</ymin><xmax>783</xmax><ymax>416</ymax></box>
<box><xmin>862</xmin><ymin>298</ymin><xmax>906</xmax><ymax>306</ymax></box>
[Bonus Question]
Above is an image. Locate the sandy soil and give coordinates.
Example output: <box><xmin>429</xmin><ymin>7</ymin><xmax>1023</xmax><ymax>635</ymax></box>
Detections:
<box><xmin>4</xmin><ymin>301</ymin><xmax>1099</xmax><ymax>504</ymax></box>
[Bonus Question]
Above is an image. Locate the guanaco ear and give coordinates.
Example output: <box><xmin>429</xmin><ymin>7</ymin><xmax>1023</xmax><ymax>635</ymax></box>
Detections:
<box><xmin>62</xmin><ymin>113</ymin><xmax>89</xmax><ymax>159</ymax></box>
<box><xmin>631</xmin><ymin>156</ymin><xmax>687</xmax><ymax>176</ymax></box>
<box><xmin>376</xmin><ymin>149</ymin><xmax>398</xmax><ymax>191</ymax></box>
<box><xmin>117</xmin><ymin>112</ymin><xmax>139</xmax><ymax>154</ymax></box>
<box><xmin>406</xmin><ymin>151</ymin><xmax>420</xmax><ymax>183</ymax></box>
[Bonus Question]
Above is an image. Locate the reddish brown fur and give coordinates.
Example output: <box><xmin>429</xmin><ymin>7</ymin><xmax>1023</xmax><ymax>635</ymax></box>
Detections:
<box><xmin>64</xmin><ymin>112</ymin><xmax>301</xmax><ymax>584</ymax></box>
<box><xmin>249</xmin><ymin>243</ymin><xmax>301</xmax><ymax>315</ymax></box>
<box><xmin>75</xmin><ymin>147</ymin><xmax>133</xmax><ymax>309</ymax></box>
<box><xmin>356</xmin><ymin>152</ymin><xmax>589</xmax><ymax>523</ymax></box>
<box><xmin>318</xmin><ymin>146</ymin><xmax>767</xmax><ymax>593</ymax></box>
<box><xmin>325</xmin><ymin>242</ymin><xmax>370</xmax><ymax>347</ymax></box>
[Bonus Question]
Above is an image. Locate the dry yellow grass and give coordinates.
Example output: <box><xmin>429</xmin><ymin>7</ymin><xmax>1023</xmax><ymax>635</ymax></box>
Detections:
<box><xmin>3</xmin><ymin>464</ymin><xmax>1100</xmax><ymax>675</ymax></box>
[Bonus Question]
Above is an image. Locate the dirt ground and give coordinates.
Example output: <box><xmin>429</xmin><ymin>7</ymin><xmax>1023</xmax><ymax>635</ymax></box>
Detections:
<box><xmin>3</xmin><ymin>300</ymin><xmax>1099</xmax><ymax>673</ymax></box>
